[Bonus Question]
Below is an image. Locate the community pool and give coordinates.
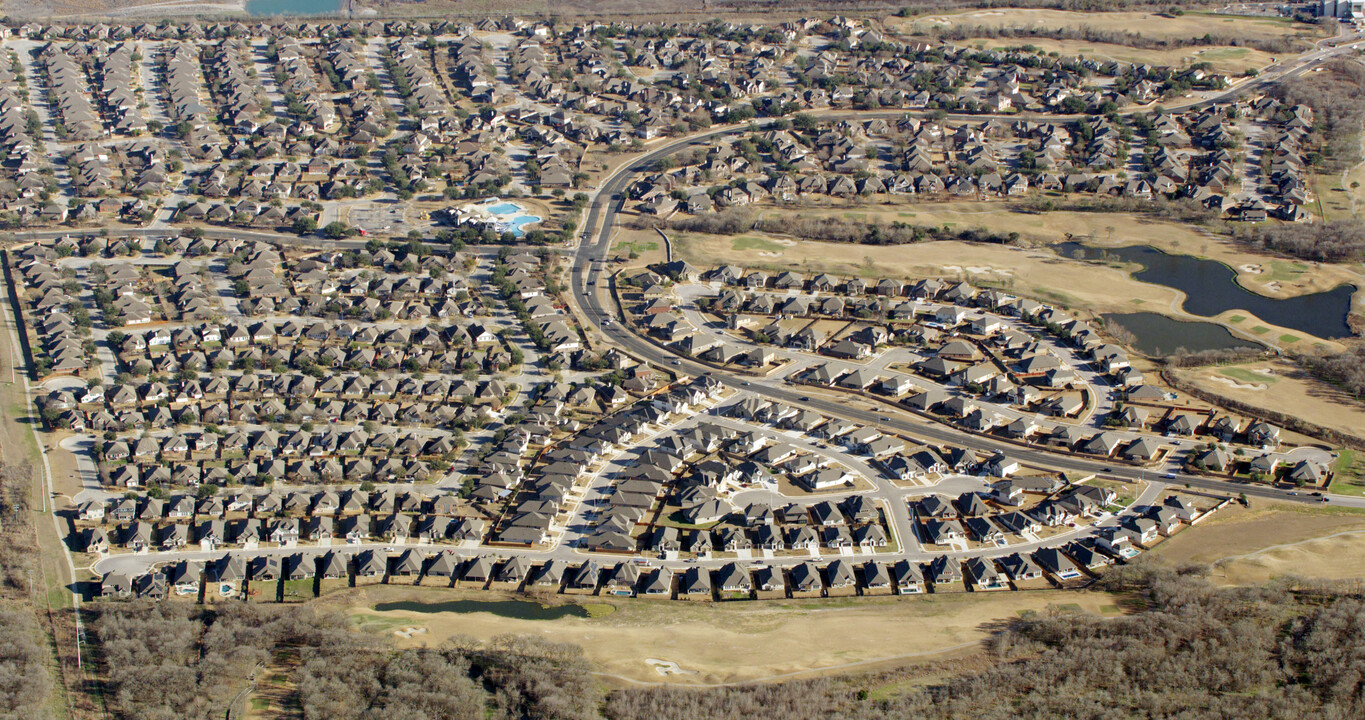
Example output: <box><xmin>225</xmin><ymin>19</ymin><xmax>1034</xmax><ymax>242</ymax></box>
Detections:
<box><xmin>481</xmin><ymin>199</ymin><xmax>541</xmax><ymax>238</ymax></box>
<box><xmin>505</xmin><ymin>215</ymin><xmax>541</xmax><ymax>235</ymax></box>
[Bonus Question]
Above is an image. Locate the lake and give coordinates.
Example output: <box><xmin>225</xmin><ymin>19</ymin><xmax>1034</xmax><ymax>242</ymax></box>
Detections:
<box><xmin>373</xmin><ymin>598</ymin><xmax>590</xmax><ymax>620</ymax></box>
<box><xmin>245</xmin><ymin>0</ymin><xmax>344</xmax><ymax>16</ymax></box>
<box><xmin>1102</xmin><ymin>312</ymin><xmax>1264</xmax><ymax>356</ymax></box>
<box><xmin>1056</xmin><ymin>242</ymin><xmax>1356</xmax><ymax>339</ymax></box>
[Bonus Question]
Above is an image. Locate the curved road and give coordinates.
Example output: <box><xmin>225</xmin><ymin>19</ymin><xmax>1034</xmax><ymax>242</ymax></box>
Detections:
<box><xmin>568</xmin><ymin>92</ymin><xmax>1365</xmax><ymax>511</ymax></box>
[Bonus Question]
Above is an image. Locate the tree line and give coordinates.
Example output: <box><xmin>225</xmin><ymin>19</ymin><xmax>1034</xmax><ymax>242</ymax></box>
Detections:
<box><xmin>664</xmin><ymin>208</ymin><xmax>1023</xmax><ymax>246</ymax></box>
<box><xmin>1274</xmin><ymin>59</ymin><xmax>1365</xmax><ymax>173</ymax></box>
<box><xmin>89</xmin><ymin>602</ymin><xmax>599</xmax><ymax>720</ymax></box>
<box><xmin>926</xmin><ymin>23</ymin><xmax>1307</xmax><ymax>55</ymax></box>
<box><xmin>1237</xmin><ymin>220</ymin><xmax>1365</xmax><ymax>263</ymax></box>
<box><xmin>0</xmin><ymin>461</ymin><xmax>52</xmax><ymax>720</ymax></box>
<box><xmin>1295</xmin><ymin>347</ymin><xmax>1365</xmax><ymax>402</ymax></box>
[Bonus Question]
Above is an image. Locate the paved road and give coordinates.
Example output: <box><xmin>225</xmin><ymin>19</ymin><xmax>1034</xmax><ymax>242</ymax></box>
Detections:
<box><xmin>54</xmin><ymin>37</ymin><xmax>1365</xmax><ymax>585</ymax></box>
<box><xmin>567</xmin><ymin>105</ymin><xmax>1365</xmax><ymax>513</ymax></box>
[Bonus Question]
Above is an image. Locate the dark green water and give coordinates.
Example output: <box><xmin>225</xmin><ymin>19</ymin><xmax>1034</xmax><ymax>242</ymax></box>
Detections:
<box><xmin>245</xmin><ymin>0</ymin><xmax>343</xmax><ymax>16</ymax></box>
<box><xmin>1058</xmin><ymin>242</ymin><xmax>1355</xmax><ymax>339</ymax></box>
<box><xmin>1102</xmin><ymin>312</ymin><xmax>1264</xmax><ymax>356</ymax></box>
<box><xmin>374</xmin><ymin>599</ymin><xmax>589</xmax><ymax>620</ymax></box>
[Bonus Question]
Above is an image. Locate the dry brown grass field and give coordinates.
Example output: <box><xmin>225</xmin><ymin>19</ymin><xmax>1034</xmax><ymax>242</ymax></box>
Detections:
<box><xmin>1173</xmin><ymin>359</ymin><xmax>1365</xmax><ymax>438</ymax></box>
<box><xmin>333</xmin><ymin>585</ymin><xmax>1121</xmax><ymax>685</ymax></box>
<box><xmin>1150</xmin><ymin>500</ymin><xmax>1365</xmax><ymax>584</ymax></box>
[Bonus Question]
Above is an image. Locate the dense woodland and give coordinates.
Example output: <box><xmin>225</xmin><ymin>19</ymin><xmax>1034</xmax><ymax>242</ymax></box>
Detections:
<box><xmin>1227</xmin><ymin>62</ymin><xmax>1365</xmax><ymax>262</ymax></box>
<box><xmin>90</xmin><ymin>602</ymin><xmax>598</xmax><ymax>720</ymax></box>
<box><xmin>1240</xmin><ymin>219</ymin><xmax>1365</xmax><ymax>263</ymax></box>
<box><xmin>0</xmin><ymin>462</ymin><xmax>51</xmax><ymax>720</ymax></box>
<box><xmin>1275</xmin><ymin>60</ymin><xmax>1365</xmax><ymax>174</ymax></box>
<box><xmin>1297</xmin><ymin>347</ymin><xmax>1365</xmax><ymax>401</ymax></box>
<box><xmin>72</xmin><ymin>565</ymin><xmax>1365</xmax><ymax>720</ymax></box>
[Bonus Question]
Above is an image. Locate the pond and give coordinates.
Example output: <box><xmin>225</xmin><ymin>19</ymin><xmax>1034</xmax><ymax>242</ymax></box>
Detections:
<box><xmin>373</xmin><ymin>599</ymin><xmax>590</xmax><ymax>620</ymax></box>
<box><xmin>245</xmin><ymin>0</ymin><xmax>343</xmax><ymax>16</ymax></box>
<box><xmin>1101</xmin><ymin>312</ymin><xmax>1264</xmax><ymax>357</ymax></box>
<box><xmin>1056</xmin><ymin>242</ymin><xmax>1356</xmax><ymax>339</ymax></box>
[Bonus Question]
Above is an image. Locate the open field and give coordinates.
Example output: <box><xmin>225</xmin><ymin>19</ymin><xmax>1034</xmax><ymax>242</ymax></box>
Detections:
<box><xmin>673</xmin><ymin>226</ymin><xmax>1175</xmax><ymax>312</ymax></box>
<box><xmin>960</xmin><ymin>37</ymin><xmax>1276</xmax><ymax>75</ymax></box>
<box><xmin>1149</xmin><ymin>499</ymin><xmax>1365</xmax><ymax>584</ymax></box>
<box><xmin>331</xmin><ymin>585</ymin><xmax>1120</xmax><ymax>685</ymax></box>
<box><xmin>755</xmin><ymin>201</ymin><xmax>1363</xmax><ymax>302</ymax></box>
<box><xmin>1173</xmin><ymin>360</ymin><xmax>1365</xmax><ymax>438</ymax></box>
<box><xmin>890</xmin><ymin>9</ymin><xmax>1318</xmax><ymax>44</ymax></box>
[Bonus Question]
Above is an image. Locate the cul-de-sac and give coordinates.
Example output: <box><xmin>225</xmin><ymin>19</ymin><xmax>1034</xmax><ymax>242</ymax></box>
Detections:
<box><xmin>4</xmin><ymin>1</ymin><xmax>1365</xmax><ymax>717</ymax></box>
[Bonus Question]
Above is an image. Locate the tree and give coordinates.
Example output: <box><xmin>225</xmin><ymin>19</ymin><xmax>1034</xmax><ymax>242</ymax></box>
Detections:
<box><xmin>322</xmin><ymin>221</ymin><xmax>354</xmax><ymax>239</ymax></box>
<box><xmin>291</xmin><ymin>216</ymin><xmax>318</xmax><ymax>235</ymax></box>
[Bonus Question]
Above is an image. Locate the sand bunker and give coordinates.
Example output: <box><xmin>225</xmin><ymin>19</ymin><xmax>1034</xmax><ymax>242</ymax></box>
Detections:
<box><xmin>1212</xmin><ymin>376</ymin><xmax>1267</xmax><ymax>391</ymax></box>
<box><xmin>646</xmin><ymin>659</ymin><xmax>693</xmax><ymax>677</ymax></box>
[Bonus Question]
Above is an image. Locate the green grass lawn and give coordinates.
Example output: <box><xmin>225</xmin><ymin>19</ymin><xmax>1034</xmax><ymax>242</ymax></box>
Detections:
<box><xmin>1279</xmin><ymin>334</ymin><xmax>1301</xmax><ymax>344</ymax></box>
<box><xmin>1198</xmin><ymin>47</ymin><xmax>1250</xmax><ymax>61</ymax></box>
<box><xmin>731</xmin><ymin>236</ymin><xmax>784</xmax><ymax>252</ymax></box>
<box><xmin>1219</xmin><ymin>367</ymin><xmax>1277</xmax><ymax>385</ymax></box>
<box><xmin>1330</xmin><ymin>450</ymin><xmax>1365</xmax><ymax>497</ymax></box>
<box><xmin>282</xmin><ymin>578</ymin><xmax>314</xmax><ymax>601</ymax></box>
<box><xmin>1228</xmin><ymin>314</ymin><xmax>1247</xmax><ymax>323</ymax></box>
<box><xmin>1265</xmin><ymin>261</ymin><xmax>1309</xmax><ymax>283</ymax></box>
<box><xmin>582</xmin><ymin>602</ymin><xmax>616</xmax><ymax>618</ymax></box>
<box><xmin>618</xmin><ymin>240</ymin><xmax>659</xmax><ymax>256</ymax></box>
<box><xmin>1251</xmin><ymin>326</ymin><xmax>1271</xmax><ymax>335</ymax></box>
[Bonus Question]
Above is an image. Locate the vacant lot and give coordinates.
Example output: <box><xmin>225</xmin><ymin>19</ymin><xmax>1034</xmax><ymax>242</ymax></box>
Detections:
<box><xmin>1174</xmin><ymin>359</ymin><xmax>1365</xmax><ymax>438</ymax></box>
<box><xmin>1150</xmin><ymin>500</ymin><xmax>1365</xmax><ymax>584</ymax></box>
<box><xmin>334</xmin><ymin>585</ymin><xmax>1120</xmax><ymax>685</ymax></box>
<box><xmin>892</xmin><ymin>9</ymin><xmax>1316</xmax><ymax>44</ymax></box>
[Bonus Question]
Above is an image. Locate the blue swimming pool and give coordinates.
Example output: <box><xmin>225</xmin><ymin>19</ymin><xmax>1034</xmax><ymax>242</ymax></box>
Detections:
<box><xmin>506</xmin><ymin>215</ymin><xmax>542</xmax><ymax>237</ymax></box>
<box><xmin>487</xmin><ymin>202</ymin><xmax>522</xmax><ymax>215</ymax></box>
